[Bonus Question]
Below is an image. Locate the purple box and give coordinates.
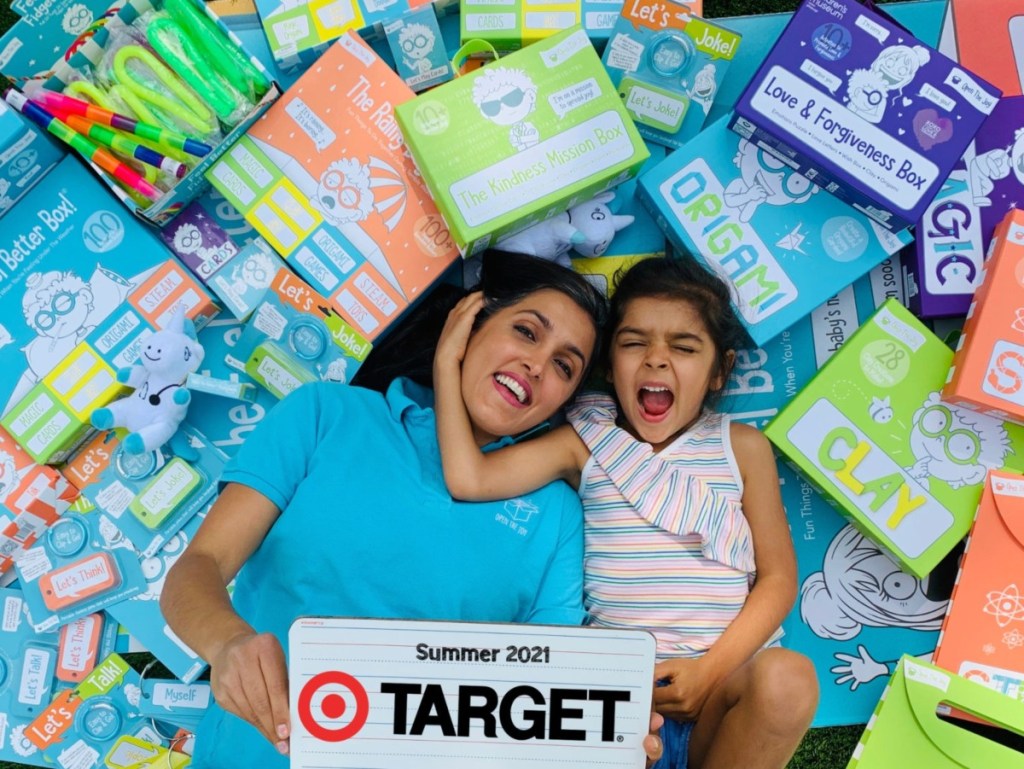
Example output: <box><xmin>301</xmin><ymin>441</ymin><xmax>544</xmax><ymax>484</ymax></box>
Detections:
<box><xmin>907</xmin><ymin>96</ymin><xmax>1024</xmax><ymax>317</ymax></box>
<box><xmin>730</xmin><ymin>0</ymin><xmax>1000</xmax><ymax>232</ymax></box>
<box><xmin>159</xmin><ymin>200</ymin><xmax>242</xmax><ymax>285</ymax></box>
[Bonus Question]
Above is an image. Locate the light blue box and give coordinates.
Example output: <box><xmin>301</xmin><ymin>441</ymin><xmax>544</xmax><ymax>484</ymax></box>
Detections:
<box><xmin>206</xmin><ymin>239</ymin><xmax>287</xmax><ymax>321</ymax></box>
<box><xmin>605</xmin><ymin>142</ymin><xmax>667</xmax><ymax>257</ymax></box>
<box><xmin>0</xmin><ymin>102</ymin><xmax>63</xmax><ymax>221</ymax></box>
<box><xmin>0</xmin><ymin>157</ymin><xmax>184</xmax><ymax>418</ymax></box>
<box><xmin>384</xmin><ymin>5</ymin><xmax>453</xmax><ymax>91</ymax></box>
<box><xmin>636</xmin><ymin>115</ymin><xmax>912</xmax><ymax>346</ymax></box>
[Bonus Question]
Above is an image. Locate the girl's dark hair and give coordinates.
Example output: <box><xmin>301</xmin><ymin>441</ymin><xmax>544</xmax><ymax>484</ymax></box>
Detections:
<box><xmin>353</xmin><ymin>250</ymin><xmax>608</xmax><ymax>393</ymax></box>
<box><xmin>609</xmin><ymin>255</ymin><xmax>749</xmax><ymax>409</ymax></box>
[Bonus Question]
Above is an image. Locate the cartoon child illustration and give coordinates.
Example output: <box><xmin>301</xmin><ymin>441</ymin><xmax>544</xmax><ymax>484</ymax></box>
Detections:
<box><xmin>472</xmin><ymin>67</ymin><xmax>540</xmax><ymax>151</ymax></box>
<box><xmin>724</xmin><ymin>140</ymin><xmax>818</xmax><ymax>222</ymax></box>
<box><xmin>98</xmin><ymin>514</ymin><xmax>136</xmax><ymax>552</ymax></box>
<box><xmin>318</xmin><ymin>357</ymin><xmax>348</xmax><ymax>384</ymax></box>
<box><xmin>689</xmin><ymin>63</ymin><xmax>718</xmax><ymax>115</ymax></box>
<box><xmin>868</xmin><ymin>395</ymin><xmax>894</xmax><ymax>424</ymax></box>
<box><xmin>968</xmin><ymin>146</ymin><xmax>1014</xmax><ymax>206</ymax></box>
<box><xmin>846</xmin><ymin>45</ymin><xmax>930</xmax><ymax>124</ymax></box>
<box><xmin>21</xmin><ymin>270</ymin><xmax>96</xmax><ymax>382</ymax></box>
<box><xmin>312</xmin><ymin>157</ymin><xmax>377</xmax><ymax>227</ymax></box>
<box><xmin>801</xmin><ymin>524</ymin><xmax>947</xmax><ymax>690</ymax></box>
<box><xmin>224</xmin><ymin>249</ymin><xmax>276</xmax><ymax>299</ymax></box>
<box><xmin>398</xmin><ymin>22</ymin><xmax>436</xmax><ymax>75</ymax></box>
<box><xmin>906</xmin><ymin>391</ymin><xmax>1011</xmax><ymax>489</ymax></box>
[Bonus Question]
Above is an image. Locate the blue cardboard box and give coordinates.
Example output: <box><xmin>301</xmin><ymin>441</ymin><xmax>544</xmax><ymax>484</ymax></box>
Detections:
<box><xmin>0</xmin><ymin>157</ymin><xmax>182</xmax><ymax>419</ymax></box>
<box><xmin>637</xmin><ymin>115</ymin><xmax>911</xmax><ymax>346</ymax></box>
<box><xmin>0</xmin><ymin>102</ymin><xmax>62</xmax><ymax>221</ymax></box>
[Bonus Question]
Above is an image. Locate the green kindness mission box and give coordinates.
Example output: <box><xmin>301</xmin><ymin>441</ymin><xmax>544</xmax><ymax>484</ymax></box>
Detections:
<box><xmin>765</xmin><ymin>299</ymin><xmax>1024</xmax><ymax>579</ymax></box>
<box><xmin>396</xmin><ymin>26</ymin><xmax>649</xmax><ymax>253</ymax></box>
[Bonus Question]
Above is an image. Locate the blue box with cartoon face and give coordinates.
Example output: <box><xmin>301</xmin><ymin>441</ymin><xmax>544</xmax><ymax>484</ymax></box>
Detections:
<box><xmin>730</xmin><ymin>0</ymin><xmax>1000</xmax><ymax>231</ymax></box>
<box><xmin>0</xmin><ymin>158</ymin><xmax>182</xmax><ymax>420</ymax></box>
<box><xmin>636</xmin><ymin>115</ymin><xmax>912</xmax><ymax>346</ymax></box>
<box><xmin>0</xmin><ymin>103</ymin><xmax>62</xmax><ymax>222</ymax></box>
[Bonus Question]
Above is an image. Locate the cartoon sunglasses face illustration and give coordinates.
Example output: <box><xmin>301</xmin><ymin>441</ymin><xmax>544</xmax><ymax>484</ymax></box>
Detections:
<box><xmin>479</xmin><ymin>88</ymin><xmax>527</xmax><ymax>118</ymax></box>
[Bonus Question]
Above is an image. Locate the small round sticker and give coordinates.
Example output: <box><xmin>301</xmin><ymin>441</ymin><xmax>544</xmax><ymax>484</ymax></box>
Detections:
<box><xmin>647</xmin><ymin>33</ymin><xmax>694</xmax><ymax>77</ymax></box>
<box><xmin>411</xmin><ymin>100</ymin><xmax>449</xmax><ymax>135</ymax></box>
<box><xmin>79</xmin><ymin>700</ymin><xmax>122</xmax><ymax>740</ymax></box>
<box><xmin>47</xmin><ymin>518</ymin><xmax>88</xmax><ymax>558</ymax></box>
<box><xmin>860</xmin><ymin>339</ymin><xmax>911</xmax><ymax>387</ymax></box>
<box><xmin>289</xmin><ymin>321</ymin><xmax>327</xmax><ymax>360</ymax></box>
<box><xmin>115</xmin><ymin>446</ymin><xmax>158</xmax><ymax>480</ymax></box>
<box><xmin>812</xmin><ymin>23</ymin><xmax>852</xmax><ymax>61</ymax></box>
<box><xmin>822</xmin><ymin>216</ymin><xmax>869</xmax><ymax>263</ymax></box>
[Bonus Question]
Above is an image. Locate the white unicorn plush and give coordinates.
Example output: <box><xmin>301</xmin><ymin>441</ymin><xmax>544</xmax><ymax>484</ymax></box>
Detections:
<box><xmin>496</xmin><ymin>192</ymin><xmax>635</xmax><ymax>267</ymax></box>
<box><xmin>91</xmin><ymin>305</ymin><xmax>205</xmax><ymax>454</ymax></box>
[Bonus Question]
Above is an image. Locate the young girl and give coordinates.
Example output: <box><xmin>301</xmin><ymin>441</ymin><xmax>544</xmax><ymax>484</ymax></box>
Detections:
<box><xmin>435</xmin><ymin>255</ymin><xmax>818</xmax><ymax>769</ymax></box>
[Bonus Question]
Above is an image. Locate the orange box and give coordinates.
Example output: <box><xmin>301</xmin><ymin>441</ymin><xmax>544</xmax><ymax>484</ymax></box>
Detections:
<box><xmin>934</xmin><ymin>470</ymin><xmax>1024</xmax><ymax>700</ymax></box>
<box><xmin>943</xmin><ymin>208</ymin><xmax>1024</xmax><ymax>424</ymax></box>
<box><xmin>950</xmin><ymin>0</ymin><xmax>1024</xmax><ymax>97</ymax></box>
<box><xmin>207</xmin><ymin>32</ymin><xmax>460</xmax><ymax>341</ymax></box>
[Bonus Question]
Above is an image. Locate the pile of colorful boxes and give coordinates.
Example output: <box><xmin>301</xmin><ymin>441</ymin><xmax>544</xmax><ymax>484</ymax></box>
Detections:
<box><xmin>0</xmin><ymin>0</ymin><xmax>1018</xmax><ymax>765</ymax></box>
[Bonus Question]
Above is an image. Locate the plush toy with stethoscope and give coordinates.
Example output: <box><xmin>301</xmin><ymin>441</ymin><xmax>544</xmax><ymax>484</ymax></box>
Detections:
<box><xmin>91</xmin><ymin>304</ymin><xmax>205</xmax><ymax>454</ymax></box>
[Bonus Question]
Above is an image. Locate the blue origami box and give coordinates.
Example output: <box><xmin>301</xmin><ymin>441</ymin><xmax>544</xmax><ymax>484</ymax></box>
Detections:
<box><xmin>637</xmin><ymin>115</ymin><xmax>911</xmax><ymax>346</ymax></box>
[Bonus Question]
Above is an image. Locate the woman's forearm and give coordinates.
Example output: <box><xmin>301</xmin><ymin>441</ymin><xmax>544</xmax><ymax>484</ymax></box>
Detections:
<box><xmin>161</xmin><ymin>550</ymin><xmax>256</xmax><ymax>663</ymax></box>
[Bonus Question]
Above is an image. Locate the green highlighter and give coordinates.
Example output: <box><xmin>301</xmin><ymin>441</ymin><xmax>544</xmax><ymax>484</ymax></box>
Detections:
<box><xmin>849</xmin><ymin>656</ymin><xmax>1024</xmax><ymax>768</ymax></box>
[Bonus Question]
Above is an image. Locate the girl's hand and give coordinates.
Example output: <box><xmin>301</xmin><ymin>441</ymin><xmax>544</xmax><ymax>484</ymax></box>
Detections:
<box><xmin>645</xmin><ymin>710</ymin><xmax>665</xmax><ymax>767</ymax></box>
<box><xmin>652</xmin><ymin>657</ymin><xmax>724</xmax><ymax>722</ymax></box>
<box><xmin>435</xmin><ymin>291</ymin><xmax>484</xmax><ymax>370</ymax></box>
<box><xmin>210</xmin><ymin>631</ymin><xmax>291</xmax><ymax>755</ymax></box>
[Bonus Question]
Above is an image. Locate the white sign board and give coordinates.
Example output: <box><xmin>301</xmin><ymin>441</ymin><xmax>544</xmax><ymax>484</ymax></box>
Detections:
<box><xmin>289</xmin><ymin>617</ymin><xmax>656</xmax><ymax>768</ymax></box>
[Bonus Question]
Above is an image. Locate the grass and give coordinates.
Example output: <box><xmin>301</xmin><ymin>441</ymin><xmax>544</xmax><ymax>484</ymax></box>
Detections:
<box><xmin>0</xmin><ymin>0</ymin><xmax>902</xmax><ymax>765</ymax></box>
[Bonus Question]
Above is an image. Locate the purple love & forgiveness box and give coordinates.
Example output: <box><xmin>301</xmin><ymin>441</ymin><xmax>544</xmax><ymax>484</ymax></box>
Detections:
<box><xmin>730</xmin><ymin>0</ymin><xmax>1000</xmax><ymax>232</ymax></box>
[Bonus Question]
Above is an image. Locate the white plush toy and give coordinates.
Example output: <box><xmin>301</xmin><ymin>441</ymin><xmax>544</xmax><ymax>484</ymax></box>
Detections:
<box><xmin>91</xmin><ymin>305</ymin><xmax>205</xmax><ymax>455</ymax></box>
<box><xmin>495</xmin><ymin>191</ymin><xmax>635</xmax><ymax>266</ymax></box>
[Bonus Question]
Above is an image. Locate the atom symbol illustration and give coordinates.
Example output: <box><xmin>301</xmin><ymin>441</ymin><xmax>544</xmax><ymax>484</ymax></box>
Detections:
<box><xmin>987</xmin><ymin>585</ymin><xmax>1024</xmax><ymax>626</ymax></box>
<box><xmin>1004</xmin><ymin>629</ymin><xmax>1024</xmax><ymax>650</ymax></box>
<box><xmin>984</xmin><ymin>584</ymin><xmax>1024</xmax><ymax>627</ymax></box>
<box><xmin>1012</xmin><ymin>307</ymin><xmax>1024</xmax><ymax>335</ymax></box>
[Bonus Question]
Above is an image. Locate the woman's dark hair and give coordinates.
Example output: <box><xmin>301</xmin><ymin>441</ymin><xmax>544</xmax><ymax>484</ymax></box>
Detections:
<box><xmin>609</xmin><ymin>255</ymin><xmax>749</xmax><ymax>409</ymax></box>
<box><xmin>353</xmin><ymin>250</ymin><xmax>608</xmax><ymax>393</ymax></box>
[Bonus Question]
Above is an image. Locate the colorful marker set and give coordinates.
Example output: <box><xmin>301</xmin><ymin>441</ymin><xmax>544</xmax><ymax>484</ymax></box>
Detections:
<box><xmin>3</xmin><ymin>88</ymin><xmax>214</xmax><ymax>203</ymax></box>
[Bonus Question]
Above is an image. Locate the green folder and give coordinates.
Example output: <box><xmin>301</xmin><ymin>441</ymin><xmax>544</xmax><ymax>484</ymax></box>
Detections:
<box><xmin>849</xmin><ymin>656</ymin><xmax>1024</xmax><ymax>768</ymax></box>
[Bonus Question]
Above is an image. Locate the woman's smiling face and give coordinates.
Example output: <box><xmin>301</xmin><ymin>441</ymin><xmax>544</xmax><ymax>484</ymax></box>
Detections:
<box><xmin>460</xmin><ymin>289</ymin><xmax>597</xmax><ymax>446</ymax></box>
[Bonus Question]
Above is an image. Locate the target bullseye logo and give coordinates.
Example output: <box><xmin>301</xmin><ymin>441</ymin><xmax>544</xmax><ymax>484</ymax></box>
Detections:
<box><xmin>298</xmin><ymin>671</ymin><xmax>370</xmax><ymax>742</ymax></box>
